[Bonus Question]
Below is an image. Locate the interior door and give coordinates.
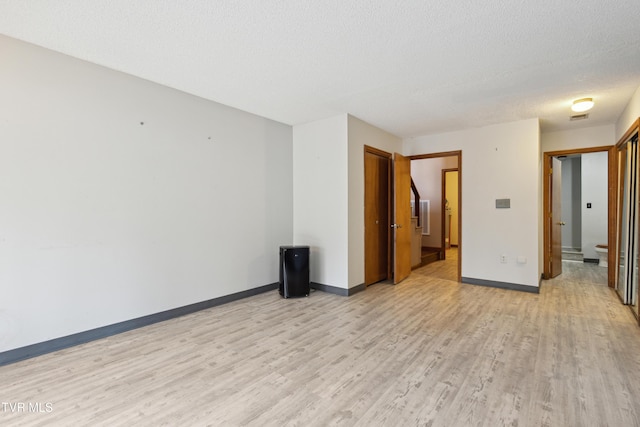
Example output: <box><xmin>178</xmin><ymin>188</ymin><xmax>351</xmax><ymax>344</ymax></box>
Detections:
<box><xmin>364</xmin><ymin>150</ymin><xmax>390</xmax><ymax>285</ymax></box>
<box><xmin>393</xmin><ymin>153</ymin><xmax>412</xmax><ymax>284</ymax></box>
<box><xmin>550</xmin><ymin>157</ymin><xmax>563</xmax><ymax>278</ymax></box>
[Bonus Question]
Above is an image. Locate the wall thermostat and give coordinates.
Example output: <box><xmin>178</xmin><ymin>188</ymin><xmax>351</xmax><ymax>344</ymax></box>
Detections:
<box><xmin>496</xmin><ymin>199</ymin><xmax>510</xmax><ymax>209</ymax></box>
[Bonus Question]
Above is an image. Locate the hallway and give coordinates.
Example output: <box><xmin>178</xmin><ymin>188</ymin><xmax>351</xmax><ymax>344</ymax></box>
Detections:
<box><xmin>413</xmin><ymin>247</ymin><xmax>458</xmax><ymax>282</ymax></box>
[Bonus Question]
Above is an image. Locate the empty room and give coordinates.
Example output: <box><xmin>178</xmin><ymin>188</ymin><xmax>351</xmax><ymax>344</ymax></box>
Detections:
<box><xmin>2</xmin><ymin>2</ymin><xmax>640</xmax><ymax>426</ymax></box>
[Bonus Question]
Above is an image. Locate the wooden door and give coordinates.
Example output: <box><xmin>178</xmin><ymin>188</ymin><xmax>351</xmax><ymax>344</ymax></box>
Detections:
<box><xmin>616</xmin><ymin>147</ymin><xmax>627</xmax><ymax>293</ymax></box>
<box><xmin>550</xmin><ymin>157</ymin><xmax>563</xmax><ymax>278</ymax></box>
<box><xmin>393</xmin><ymin>153</ymin><xmax>412</xmax><ymax>284</ymax></box>
<box><xmin>364</xmin><ymin>149</ymin><xmax>390</xmax><ymax>285</ymax></box>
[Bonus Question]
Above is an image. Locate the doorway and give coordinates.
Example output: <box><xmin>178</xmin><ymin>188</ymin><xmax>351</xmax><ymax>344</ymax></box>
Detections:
<box><xmin>409</xmin><ymin>151</ymin><xmax>462</xmax><ymax>282</ymax></box>
<box><xmin>364</xmin><ymin>147</ymin><xmax>460</xmax><ymax>286</ymax></box>
<box><xmin>443</xmin><ymin>169</ymin><xmax>459</xmax><ymax>250</ymax></box>
<box><xmin>543</xmin><ymin>146</ymin><xmax>616</xmax><ymax>287</ymax></box>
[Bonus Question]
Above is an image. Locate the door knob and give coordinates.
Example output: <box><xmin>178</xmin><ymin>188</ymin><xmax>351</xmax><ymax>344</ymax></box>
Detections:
<box><xmin>391</xmin><ymin>224</ymin><xmax>402</xmax><ymax>229</ymax></box>
<box><xmin>557</xmin><ymin>222</ymin><xmax>566</xmax><ymax>226</ymax></box>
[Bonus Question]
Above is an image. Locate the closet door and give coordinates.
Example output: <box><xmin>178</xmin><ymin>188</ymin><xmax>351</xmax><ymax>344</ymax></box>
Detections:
<box><xmin>631</xmin><ymin>135</ymin><xmax>639</xmax><ymax>317</ymax></box>
<box><xmin>616</xmin><ymin>146</ymin><xmax>628</xmax><ymax>301</ymax></box>
<box><xmin>364</xmin><ymin>147</ymin><xmax>391</xmax><ymax>286</ymax></box>
<box><xmin>617</xmin><ymin>136</ymin><xmax>638</xmax><ymax>305</ymax></box>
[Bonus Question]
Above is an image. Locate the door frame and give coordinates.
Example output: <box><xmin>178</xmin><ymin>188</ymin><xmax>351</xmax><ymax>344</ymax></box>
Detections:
<box><xmin>548</xmin><ymin>157</ymin><xmax>563</xmax><ymax>278</ymax></box>
<box><xmin>408</xmin><ymin>151</ymin><xmax>462</xmax><ymax>282</ymax></box>
<box><xmin>542</xmin><ymin>145</ymin><xmax>616</xmax><ymax>287</ymax></box>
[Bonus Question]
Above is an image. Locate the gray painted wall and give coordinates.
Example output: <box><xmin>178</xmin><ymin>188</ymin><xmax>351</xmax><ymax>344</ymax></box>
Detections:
<box><xmin>561</xmin><ymin>156</ymin><xmax>582</xmax><ymax>251</ymax></box>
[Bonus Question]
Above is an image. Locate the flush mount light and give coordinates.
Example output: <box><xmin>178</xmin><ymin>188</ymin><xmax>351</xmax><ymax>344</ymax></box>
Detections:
<box><xmin>571</xmin><ymin>97</ymin><xmax>594</xmax><ymax>113</ymax></box>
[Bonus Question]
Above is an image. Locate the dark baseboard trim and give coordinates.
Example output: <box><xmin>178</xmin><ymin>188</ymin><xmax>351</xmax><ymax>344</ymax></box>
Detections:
<box><xmin>0</xmin><ymin>283</ymin><xmax>278</xmax><ymax>367</ymax></box>
<box><xmin>462</xmin><ymin>277</ymin><xmax>540</xmax><ymax>294</ymax></box>
<box><xmin>583</xmin><ymin>258</ymin><xmax>599</xmax><ymax>264</ymax></box>
<box><xmin>310</xmin><ymin>282</ymin><xmax>365</xmax><ymax>296</ymax></box>
<box><xmin>348</xmin><ymin>283</ymin><xmax>366</xmax><ymax>295</ymax></box>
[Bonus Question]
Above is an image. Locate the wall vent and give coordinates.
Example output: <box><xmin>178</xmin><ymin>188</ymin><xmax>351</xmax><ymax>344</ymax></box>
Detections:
<box><xmin>570</xmin><ymin>113</ymin><xmax>589</xmax><ymax>121</ymax></box>
<box><xmin>410</xmin><ymin>199</ymin><xmax>431</xmax><ymax>235</ymax></box>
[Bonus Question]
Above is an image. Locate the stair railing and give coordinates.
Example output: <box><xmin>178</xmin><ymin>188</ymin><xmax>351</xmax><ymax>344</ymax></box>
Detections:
<box><xmin>411</xmin><ymin>178</ymin><xmax>420</xmax><ymax>227</ymax></box>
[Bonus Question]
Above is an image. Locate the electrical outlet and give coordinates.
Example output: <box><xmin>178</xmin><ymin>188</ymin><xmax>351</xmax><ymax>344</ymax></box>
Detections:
<box><xmin>500</xmin><ymin>255</ymin><xmax>508</xmax><ymax>264</ymax></box>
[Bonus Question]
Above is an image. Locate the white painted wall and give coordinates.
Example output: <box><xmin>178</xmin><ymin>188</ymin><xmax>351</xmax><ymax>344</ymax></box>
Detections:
<box><xmin>293</xmin><ymin>115</ymin><xmax>349</xmax><ymax>288</ymax></box>
<box><xmin>347</xmin><ymin>116</ymin><xmax>402</xmax><ymax>288</ymax></box>
<box><xmin>293</xmin><ymin>115</ymin><xmax>401</xmax><ymax>290</ymax></box>
<box><xmin>541</xmin><ymin>124</ymin><xmax>615</xmax><ymax>152</ymax></box>
<box><xmin>560</xmin><ymin>157</ymin><xmax>581</xmax><ymax>250</ymax></box>
<box><xmin>581</xmin><ymin>152</ymin><xmax>608</xmax><ymax>260</ymax></box>
<box><xmin>404</xmin><ymin>119</ymin><xmax>541</xmax><ymax>287</ymax></box>
<box><xmin>616</xmin><ymin>85</ymin><xmax>640</xmax><ymax>141</ymax></box>
<box><xmin>0</xmin><ymin>36</ymin><xmax>293</xmax><ymax>352</ymax></box>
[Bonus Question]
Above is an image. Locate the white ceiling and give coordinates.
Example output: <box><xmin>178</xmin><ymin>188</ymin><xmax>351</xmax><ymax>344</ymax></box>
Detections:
<box><xmin>1</xmin><ymin>1</ymin><xmax>639</xmax><ymax>137</ymax></box>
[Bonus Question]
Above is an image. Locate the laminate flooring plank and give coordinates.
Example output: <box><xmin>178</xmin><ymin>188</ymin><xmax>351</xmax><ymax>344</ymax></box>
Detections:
<box><xmin>2</xmin><ymin>259</ymin><xmax>639</xmax><ymax>426</ymax></box>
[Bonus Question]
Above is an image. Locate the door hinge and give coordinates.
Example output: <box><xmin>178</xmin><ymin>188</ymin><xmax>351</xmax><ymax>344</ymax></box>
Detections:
<box><xmin>549</xmin><ymin>168</ymin><xmax>552</xmax><ymax>174</ymax></box>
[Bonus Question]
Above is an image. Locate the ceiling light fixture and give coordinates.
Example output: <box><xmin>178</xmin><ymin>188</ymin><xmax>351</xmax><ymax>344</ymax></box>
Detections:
<box><xmin>571</xmin><ymin>97</ymin><xmax>594</xmax><ymax>113</ymax></box>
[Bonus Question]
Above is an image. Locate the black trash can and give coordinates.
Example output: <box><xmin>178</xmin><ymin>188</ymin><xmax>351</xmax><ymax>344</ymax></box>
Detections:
<box><xmin>279</xmin><ymin>246</ymin><xmax>310</xmax><ymax>298</ymax></box>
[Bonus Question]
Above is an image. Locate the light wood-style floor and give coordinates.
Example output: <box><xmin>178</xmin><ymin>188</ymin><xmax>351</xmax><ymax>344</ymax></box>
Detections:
<box><xmin>2</xmin><ymin>255</ymin><xmax>639</xmax><ymax>426</ymax></box>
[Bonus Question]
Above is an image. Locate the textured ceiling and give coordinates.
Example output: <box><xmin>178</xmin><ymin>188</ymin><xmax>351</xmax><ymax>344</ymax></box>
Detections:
<box><xmin>1</xmin><ymin>1</ymin><xmax>639</xmax><ymax>137</ymax></box>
